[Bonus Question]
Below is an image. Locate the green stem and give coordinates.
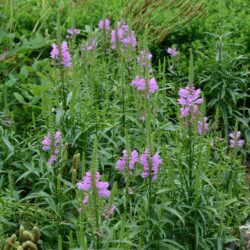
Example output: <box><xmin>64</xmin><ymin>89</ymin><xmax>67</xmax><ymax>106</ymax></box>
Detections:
<box><xmin>145</xmin><ymin>95</ymin><xmax>153</xmax><ymax>218</ymax></box>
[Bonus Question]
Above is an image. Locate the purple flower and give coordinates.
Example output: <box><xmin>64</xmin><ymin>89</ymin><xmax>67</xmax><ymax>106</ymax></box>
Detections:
<box><xmin>103</xmin><ymin>205</ymin><xmax>116</xmax><ymax>219</ymax></box>
<box><xmin>229</xmin><ymin>131</ymin><xmax>244</xmax><ymax>148</ymax></box>
<box><xmin>77</xmin><ymin>171</ymin><xmax>92</xmax><ymax>191</ymax></box>
<box><xmin>151</xmin><ymin>152</ymin><xmax>163</xmax><ymax>181</ymax></box>
<box><xmin>97</xmin><ymin>181</ymin><xmax>110</xmax><ymax>197</ymax></box>
<box><xmin>42</xmin><ymin>130</ymin><xmax>62</xmax><ymax>165</ymax></box>
<box><xmin>140</xmin><ymin>149</ymin><xmax>163</xmax><ymax>181</ymax></box>
<box><xmin>42</xmin><ymin>135</ymin><xmax>51</xmax><ymax>151</ymax></box>
<box><xmin>129</xmin><ymin>150</ymin><xmax>139</xmax><ymax>170</ymax></box>
<box><xmin>137</xmin><ymin>50</ymin><xmax>153</xmax><ymax>73</ymax></box>
<box><xmin>198</xmin><ymin>117</ymin><xmax>209</xmax><ymax>134</ymax></box>
<box><xmin>82</xmin><ymin>38</ymin><xmax>95</xmax><ymax>51</ymax></box>
<box><xmin>167</xmin><ymin>47</ymin><xmax>178</xmax><ymax>57</ymax></box>
<box><xmin>178</xmin><ymin>86</ymin><xmax>203</xmax><ymax>118</ymax></box>
<box><xmin>178</xmin><ymin>86</ymin><xmax>209</xmax><ymax>135</ymax></box>
<box><xmin>50</xmin><ymin>44</ymin><xmax>59</xmax><ymax>59</ymax></box>
<box><xmin>67</xmin><ymin>28</ymin><xmax>80</xmax><ymax>38</ymax></box>
<box><xmin>111</xmin><ymin>20</ymin><xmax>136</xmax><ymax>50</ymax></box>
<box><xmin>131</xmin><ymin>76</ymin><xmax>158</xmax><ymax>97</ymax></box>
<box><xmin>98</xmin><ymin>19</ymin><xmax>110</xmax><ymax>30</ymax></box>
<box><xmin>67</xmin><ymin>27</ymin><xmax>80</xmax><ymax>35</ymax></box>
<box><xmin>50</xmin><ymin>42</ymin><xmax>71</xmax><ymax>67</ymax></box>
<box><xmin>116</xmin><ymin>150</ymin><xmax>128</xmax><ymax>173</ymax></box>
<box><xmin>131</xmin><ymin>76</ymin><xmax>146</xmax><ymax>91</ymax></box>
<box><xmin>148</xmin><ymin>78</ymin><xmax>158</xmax><ymax>94</ymax></box>
<box><xmin>48</xmin><ymin>154</ymin><xmax>57</xmax><ymax>165</ymax></box>
<box><xmin>116</xmin><ymin>150</ymin><xmax>139</xmax><ymax>175</ymax></box>
<box><xmin>61</xmin><ymin>41</ymin><xmax>71</xmax><ymax>67</ymax></box>
<box><xmin>77</xmin><ymin>171</ymin><xmax>111</xmax><ymax>198</ymax></box>
<box><xmin>140</xmin><ymin>148</ymin><xmax>149</xmax><ymax>178</ymax></box>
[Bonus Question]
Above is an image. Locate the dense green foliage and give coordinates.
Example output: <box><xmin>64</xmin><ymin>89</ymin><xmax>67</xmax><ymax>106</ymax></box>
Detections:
<box><xmin>0</xmin><ymin>0</ymin><xmax>249</xmax><ymax>249</ymax></box>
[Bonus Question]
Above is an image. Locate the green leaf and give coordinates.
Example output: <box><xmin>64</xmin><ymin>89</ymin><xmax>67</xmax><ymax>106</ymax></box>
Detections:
<box><xmin>224</xmin><ymin>236</ymin><xmax>238</xmax><ymax>244</ymax></box>
<box><xmin>13</xmin><ymin>92</ymin><xmax>26</xmax><ymax>104</ymax></box>
<box><xmin>2</xmin><ymin>136</ymin><xmax>14</xmax><ymax>152</ymax></box>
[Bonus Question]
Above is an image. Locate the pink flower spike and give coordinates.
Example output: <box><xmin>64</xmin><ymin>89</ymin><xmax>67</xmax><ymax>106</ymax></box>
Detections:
<box><xmin>129</xmin><ymin>150</ymin><xmax>139</xmax><ymax>170</ymax></box>
<box><xmin>61</xmin><ymin>41</ymin><xmax>71</xmax><ymax>67</ymax></box>
<box><xmin>151</xmin><ymin>152</ymin><xmax>163</xmax><ymax>181</ymax></box>
<box><xmin>140</xmin><ymin>148</ymin><xmax>150</xmax><ymax>178</ymax></box>
<box><xmin>76</xmin><ymin>171</ymin><xmax>111</xmax><ymax>199</ymax></box>
<box><xmin>148</xmin><ymin>77</ymin><xmax>158</xmax><ymax>94</ymax></box>
<box><xmin>198</xmin><ymin>117</ymin><xmax>209</xmax><ymax>135</ymax></box>
<box><xmin>67</xmin><ymin>28</ymin><xmax>80</xmax><ymax>35</ymax></box>
<box><xmin>229</xmin><ymin>131</ymin><xmax>244</xmax><ymax>148</ymax></box>
<box><xmin>167</xmin><ymin>47</ymin><xmax>178</xmax><ymax>57</ymax></box>
<box><xmin>98</xmin><ymin>19</ymin><xmax>110</xmax><ymax>30</ymax></box>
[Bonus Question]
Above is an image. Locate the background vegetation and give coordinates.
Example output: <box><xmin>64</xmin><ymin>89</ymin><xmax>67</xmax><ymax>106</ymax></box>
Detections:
<box><xmin>0</xmin><ymin>0</ymin><xmax>249</xmax><ymax>249</ymax></box>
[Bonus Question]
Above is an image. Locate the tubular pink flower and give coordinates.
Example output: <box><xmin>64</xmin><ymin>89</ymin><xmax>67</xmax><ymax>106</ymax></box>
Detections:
<box><xmin>137</xmin><ymin>50</ymin><xmax>153</xmax><ymax>73</ymax></box>
<box><xmin>167</xmin><ymin>47</ymin><xmax>178</xmax><ymax>57</ymax></box>
<box><xmin>151</xmin><ymin>152</ymin><xmax>163</xmax><ymax>181</ymax></box>
<box><xmin>116</xmin><ymin>149</ymin><xmax>139</xmax><ymax>175</ymax></box>
<box><xmin>61</xmin><ymin>41</ymin><xmax>71</xmax><ymax>67</ymax></box>
<box><xmin>198</xmin><ymin>117</ymin><xmax>209</xmax><ymax>135</ymax></box>
<box><xmin>111</xmin><ymin>20</ymin><xmax>136</xmax><ymax>50</ymax></box>
<box><xmin>116</xmin><ymin>150</ymin><xmax>127</xmax><ymax>173</ymax></box>
<box><xmin>42</xmin><ymin>135</ymin><xmax>51</xmax><ymax>151</ymax></box>
<box><xmin>229</xmin><ymin>131</ymin><xmax>244</xmax><ymax>148</ymax></box>
<box><xmin>50</xmin><ymin>44</ymin><xmax>59</xmax><ymax>59</ymax></box>
<box><xmin>98</xmin><ymin>19</ymin><xmax>110</xmax><ymax>30</ymax></box>
<box><xmin>148</xmin><ymin>78</ymin><xmax>158</xmax><ymax>94</ymax></box>
<box><xmin>140</xmin><ymin>149</ymin><xmax>163</xmax><ymax>181</ymax></box>
<box><xmin>77</xmin><ymin>171</ymin><xmax>111</xmax><ymax>199</ymax></box>
<box><xmin>131</xmin><ymin>76</ymin><xmax>146</xmax><ymax>91</ymax></box>
<box><xmin>131</xmin><ymin>76</ymin><xmax>158</xmax><ymax>97</ymax></box>
<box><xmin>129</xmin><ymin>150</ymin><xmax>139</xmax><ymax>170</ymax></box>
<box><xmin>178</xmin><ymin>86</ymin><xmax>203</xmax><ymax>118</ymax></box>
<box><xmin>178</xmin><ymin>85</ymin><xmax>209</xmax><ymax>135</ymax></box>
<box><xmin>67</xmin><ymin>28</ymin><xmax>80</xmax><ymax>39</ymax></box>
<box><xmin>140</xmin><ymin>148</ymin><xmax>150</xmax><ymax>178</ymax></box>
<box><xmin>42</xmin><ymin>130</ymin><xmax>62</xmax><ymax>164</ymax></box>
<box><xmin>67</xmin><ymin>27</ymin><xmax>80</xmax><ymax>35</ymax></box>
<box><xmin>50</xmin><ymin>42</ymin><xmax>71</xmax><ymax>67</ymax></box>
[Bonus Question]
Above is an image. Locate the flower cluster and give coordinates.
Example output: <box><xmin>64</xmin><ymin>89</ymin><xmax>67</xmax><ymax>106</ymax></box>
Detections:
<box><xmin>229</xmin><ymin>131</ymin><xmax>244</xmax><ymax>148</ymax></box>
<box><xmin>77</xmin><ymin>171</ymin><xmax>111</xmax><ymax>206</ymax></box>
<box><xmin>167</xmin><ymin>47</ymin><xmax>178</xmax><ymax>57</ymax></box>
<box><xmin>42</xmin><ymin>131</ymin><xmax>61</xmax><ymax>165</ymax></box>
<box><xmin>140</xmin><ymin>149</ymin><xmax>163</xmax><ymax>181</ymax></box>
<box><xmin>178</xmin><ymin>85</ymin><xmax>209</xmax><ymax>134</ymax></box>
<box><xmin>178</xmin><ymin>86</ymin><xmax>203</xmax><ymax>118</ymax></box>
<box><xmin>111</xmin><ymin>20</ymin><xmax>136</xmax><ymax>50</ymax></box>
<box><xmin>98</xmin><ymin>19</ymin><xmax>110</xmax><ymax>30</ymax></box>
<box><xmin>66</xmin><ymin>27</ymin><xmax>80</xmax><ymax>39</ymax></box>
<box><xmin>50</xmin><ymin>41</ymin><xmax>71</xmax><ymax>67</ymax></box>
<box><xmin>116</xmin><ymin>150</ymin><xmax>139</xmax><ymax>175</ymax></box>
<box><xmin>131</xmin><ymin>76</ymin><xmax>158</xmax><ymax>97</ymax></box>
<box><xmin>137</xmin><ymin>50</ymin><xmax>153</xmax><ymax>73</ymax></box>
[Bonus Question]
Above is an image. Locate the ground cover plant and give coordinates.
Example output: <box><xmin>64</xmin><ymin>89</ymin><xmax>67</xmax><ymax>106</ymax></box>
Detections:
<box><xmin>0</xmin><ymin>0</ymin><xmax>250</xmax><ymax>249</ymax></box>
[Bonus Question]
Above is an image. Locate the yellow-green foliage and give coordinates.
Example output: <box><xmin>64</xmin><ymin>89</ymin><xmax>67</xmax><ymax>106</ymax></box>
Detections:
<box><xmin>123</xmin><ymin>0</ymin><xmax>206</xmax><ymax>45</ymax></box>
<box><xmin>4</xmin><ymin>225</ymin><xmax>40</xmax><ymax>250</ymax></box>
